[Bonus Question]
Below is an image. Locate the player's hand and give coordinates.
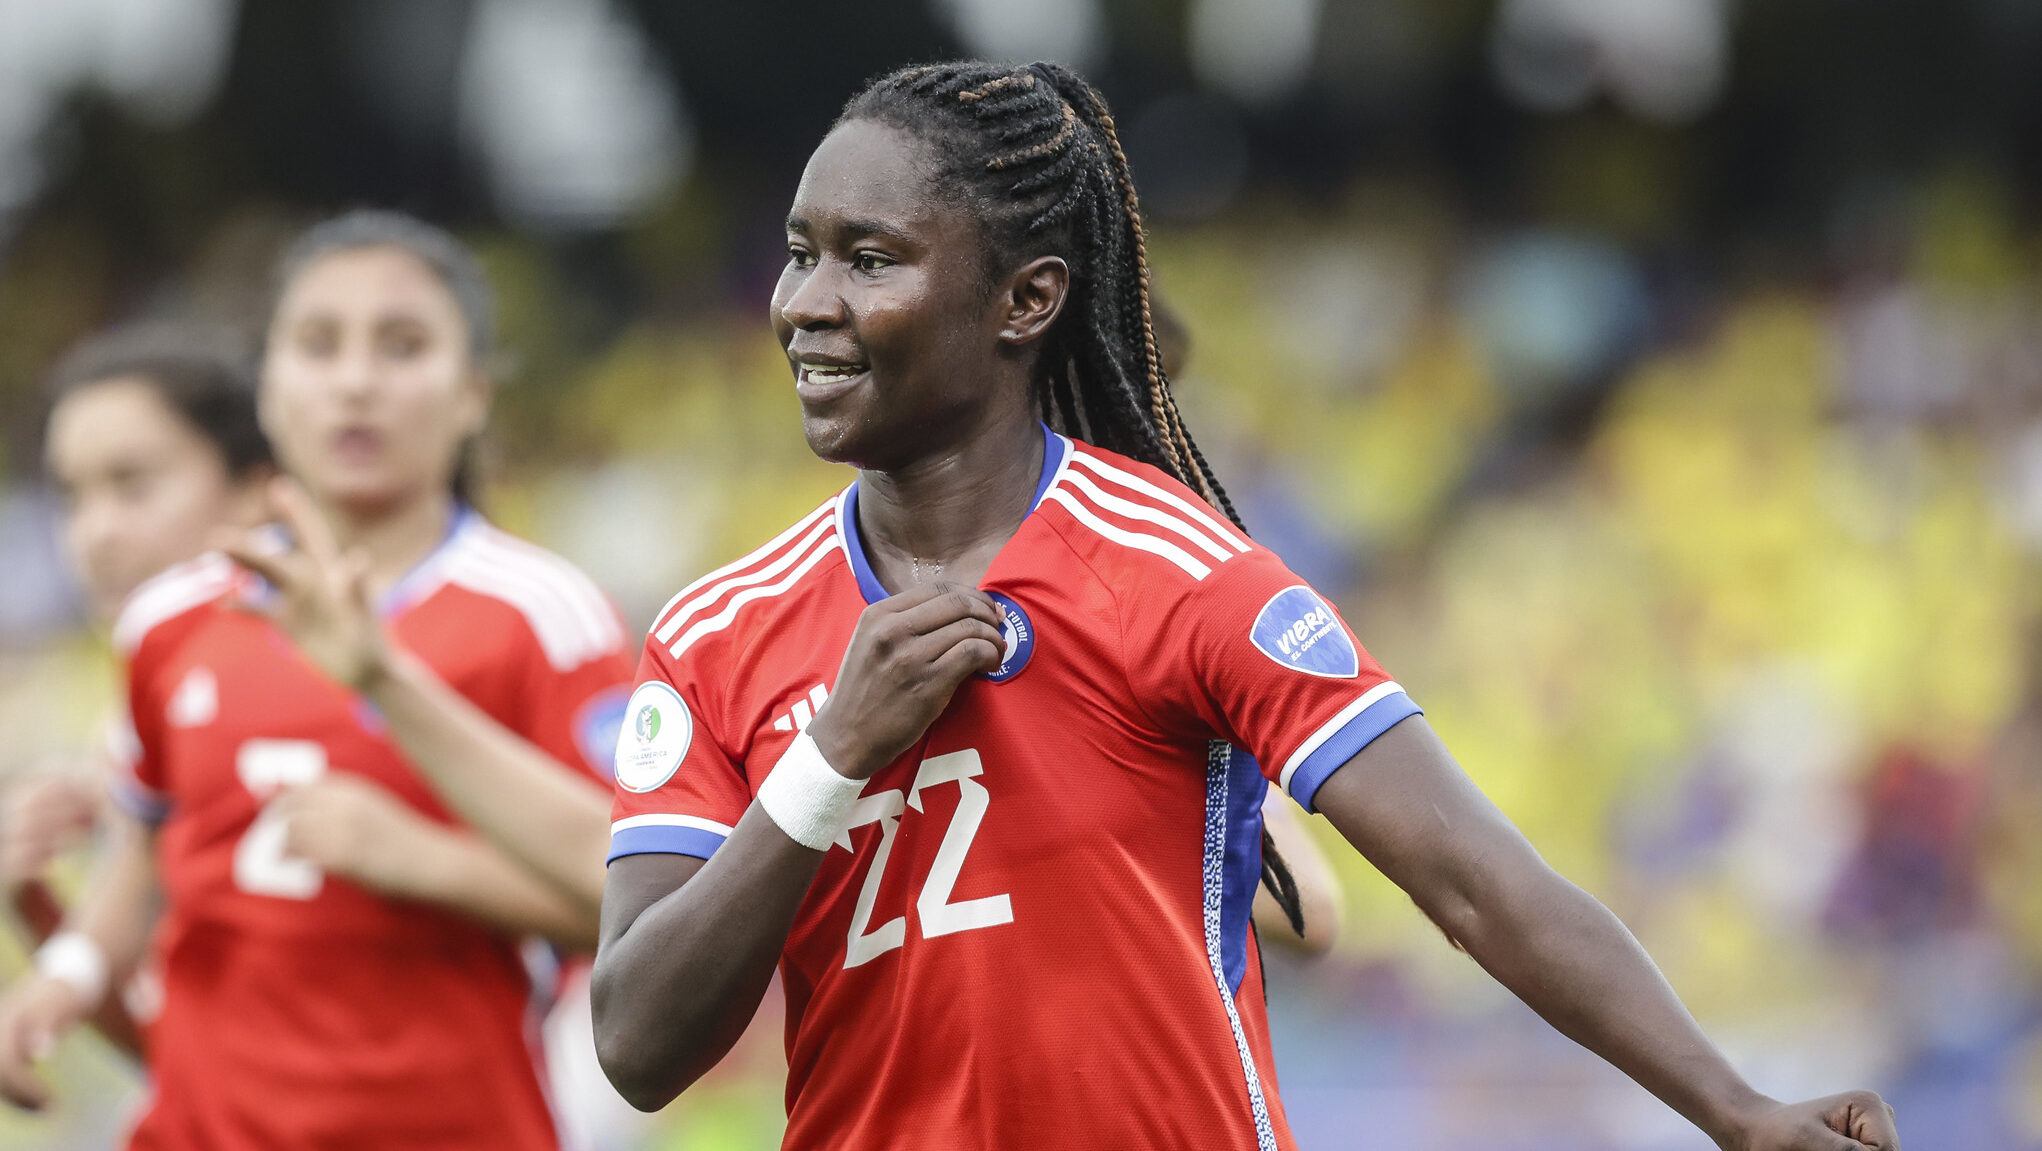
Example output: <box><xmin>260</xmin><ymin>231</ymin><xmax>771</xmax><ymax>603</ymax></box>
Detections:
<box><xmin>0</xmin><ymin>774</ymin><xmax>99</xmax><ymax>888</ymax></box>
<box><xmin>222</xmin><ymin>477</ymin><xmax>387</xmax><ymax>691</ymax></box>
<box><xmin>1728</xmin><ymin>1091</ymin><xmax>1899</xmax><ymax>1151</ymax></box>
<box><xmin>274</xmin><ymin>774</ymin><xmax>440</xmax><ymax>897</ymax></box>
<box><xmin>807</xmin><ymin>581</ymin><xmax>1006</xmax><ymax>779</ymax></box>
<box><xmin>0</xmin><ymin>975</ymin><xmax>90</xmax><ymax>1110</ymax></box>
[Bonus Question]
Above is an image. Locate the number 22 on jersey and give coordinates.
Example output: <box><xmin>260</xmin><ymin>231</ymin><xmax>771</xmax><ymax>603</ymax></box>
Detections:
<box><xmin>840</xmin><ymin>748</ymin><xmax>1012</xmax><ymax>969</ymax></box>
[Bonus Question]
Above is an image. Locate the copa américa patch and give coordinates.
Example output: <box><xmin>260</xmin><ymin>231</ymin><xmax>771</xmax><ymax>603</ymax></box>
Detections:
<box><xmin>614</xmin><ymin>681</ymin><xmax>692</xmax><ymax>793</ymax></box>
<box><xmin>1250</xmin><ymin>585</ymin><xmax>1359</xmax><ymax>678</ymax></box>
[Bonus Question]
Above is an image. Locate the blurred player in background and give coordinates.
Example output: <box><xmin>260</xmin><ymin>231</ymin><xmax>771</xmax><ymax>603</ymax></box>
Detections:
<box><xmin>5</xmin><ymin>327</ymin><xmax>278</xmax><ymax>1056</ymax></box>
<box><xmin>0</xmin><ymin>210</ymin><xmax>630</xmax><ymax>1150</ymax></box>
<box><xmin>594</xmin><ymin>61</ymin><xmax>1900</xmax><ymax>1150</ymax></box>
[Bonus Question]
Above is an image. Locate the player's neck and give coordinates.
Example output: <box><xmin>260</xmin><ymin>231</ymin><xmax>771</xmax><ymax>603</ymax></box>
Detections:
<box><xmin>321</xmin><ymin>490</ymin><xmax>458</xmax><ymax>601</ymax></box>
<box><xmin>857</xmin><ymin>407</ymin><xmax>1044</xmax><ymax>593</ymax></box>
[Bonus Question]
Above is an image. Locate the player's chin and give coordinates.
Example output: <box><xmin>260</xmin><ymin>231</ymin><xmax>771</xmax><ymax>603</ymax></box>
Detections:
<box><xmin>799</xmin><ymin>407</ymin><xmax>881</xmax><ymax>467</ymax></box>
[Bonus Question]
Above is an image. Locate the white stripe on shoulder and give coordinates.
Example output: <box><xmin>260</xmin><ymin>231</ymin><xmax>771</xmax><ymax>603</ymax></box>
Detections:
<box><xmin>649</xmin><ymin>500</ymin><xmax>839</xmax><ymax>640</ymax></box>
<box><xmin>655</xmin><ymin>510</ymin><xmax>839</xmax><ymax>646</ymax></box>
<box><xmin>442</xmin><ymin>527</ymin><xmax>624</xmax><ymax>671</ymax></box>
<box><xmin>465</xmin><ymin>526</ymin><xmax>623</xmax><ymax>647</ymax></box>
<box><xmin>112</xmin><ymin>554</ymin><xmax>236</xmax><ymax>655</ymax></box>
<box><xmin>1066</xmin><ymin>450</ymin><xmax>1252</xmax><ymax>553</ymax></box>
<box><xmin>669</xmin><ymin>528</ymin><xmax>841</xmax><ymax>659</ymax></box>
<box><xmin>1043</xmin><ymin>487</ymin><xmax>1213</xmax><ymax>580</ymax></box>
<box><xmin>1058</xmin><ymin>466</ymin><xmax>1235</xmax><ymax>561</ymax></box>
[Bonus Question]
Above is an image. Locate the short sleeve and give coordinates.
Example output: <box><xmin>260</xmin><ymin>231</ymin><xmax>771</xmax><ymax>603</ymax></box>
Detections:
<box><xmin>606</xmin><ymin>641</ymin><xmax>750</xmax><ymax>862</ymax></box>
<box><xmin>109</xmin><ymin>660</ymin><xmax>171</xmax><ymax>826</ymax></box>
<box><xmin>1128</xmin><ymin>548</ymin><xmax>1421</xmax><ymax>813</ymax></box>
<box><xmin>511</xmin><ymin>632</ymin><xmax>635</xmax><ymax>785</ymax></box>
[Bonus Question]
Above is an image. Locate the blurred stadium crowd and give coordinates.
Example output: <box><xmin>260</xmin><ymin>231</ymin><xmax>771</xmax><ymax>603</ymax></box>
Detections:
<box><xmin>3</xmin><ymin>1</ymin><xmax>2041</xmax><ymax>1148</ymax></box>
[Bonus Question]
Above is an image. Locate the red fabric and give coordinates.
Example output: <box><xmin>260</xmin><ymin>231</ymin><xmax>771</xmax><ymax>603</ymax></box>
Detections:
<box><xmin>612</xmin><ymin>437</ymin><xmax>1407</xmax><ymax>1151</ymax></box>
<box><xmin>115</xmin><ymin>523</ymin><xmax>631</xmax><ymax>1151</ymax></box>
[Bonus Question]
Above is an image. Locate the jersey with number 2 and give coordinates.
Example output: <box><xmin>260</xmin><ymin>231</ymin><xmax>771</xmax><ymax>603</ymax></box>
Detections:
<box><xmin>609</xmin><ymin>428</ymin><xmax>1422</xmax><ymax>1151</ymax></box>
<box><xmin>112</xmin><ymin>512</ymin><xmax>632</xmax><ymax>1151</ymax></box>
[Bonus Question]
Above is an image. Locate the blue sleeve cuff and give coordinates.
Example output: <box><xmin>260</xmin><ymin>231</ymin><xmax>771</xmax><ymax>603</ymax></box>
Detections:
<box><xmin>1281</xmin><ymin>686</ymin><xmax>1423</xmax><ymax>813</ymax></box>
<box><xmin>606</xmin><ymin>819</ymin><xmax>730</xmax><ymax>863</ymax></box>
<box><xmin>111</xmin><ymin>778</ymin><xmax>171</xmax><ymax>826</ymax></box>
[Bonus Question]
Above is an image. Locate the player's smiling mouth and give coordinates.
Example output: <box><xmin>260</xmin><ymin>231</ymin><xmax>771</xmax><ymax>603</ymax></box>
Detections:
<box><xmin>793</xmin><ymin>356</ymin><xmax>870</xmax><ymax>402</ymax></box>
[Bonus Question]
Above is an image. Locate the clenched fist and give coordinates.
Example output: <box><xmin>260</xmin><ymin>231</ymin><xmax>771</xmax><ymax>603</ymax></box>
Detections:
<box><xmin>806</xmin><ymin>581</ymin><xmax>1006</xmax><ymax>780</ymax></box>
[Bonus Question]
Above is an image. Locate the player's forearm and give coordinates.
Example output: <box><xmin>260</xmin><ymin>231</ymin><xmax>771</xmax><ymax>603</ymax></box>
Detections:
<box><xmin>594</xmin><ymin>809</ymin><xmax>823</xmax><ymax>1110</ymax></box>
<box><xmin>395</xmin><ymin>828</ymin><xmax>599</xmax><ymax>949</ymax></box>
<box><xmin>1443</xmin><ymin>863</ymin><xmax>1768</xmax><ymax>1146</ymax></box>
<box><xmin>361</xmin><ymin>649</ymin><xmax>609</xmax><ymax>906</ymax></box>
<box><xmin>65</xmin><ymin>811</ymin><xmax>159</xmax><ymax>976</ymax></box>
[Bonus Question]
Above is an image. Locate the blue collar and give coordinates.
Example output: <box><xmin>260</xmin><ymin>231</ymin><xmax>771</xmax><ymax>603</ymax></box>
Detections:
<box><xmin>840</xmin><ymin>423</ymin><xmax>1064</xmax><ymax>606</ymax></box>
<box><xmin>378</xmin><ymin>503</ymin><xmax>477</xmax><ymax>616</ymax></box>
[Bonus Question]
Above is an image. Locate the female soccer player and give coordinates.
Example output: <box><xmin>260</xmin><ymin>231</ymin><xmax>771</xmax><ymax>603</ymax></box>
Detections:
<box><xmin>593</xmin><ymin>62</ymin><xmax>1900</xmax><ymax>1150</ymax></box>
<box><xmin>0</xmin><ymin>211</ymin><xmax>631</xmax><ymax>1150</ymax></box>
<box><xmin>6</xmin><ymin>327</ymin><xmax>278</xmax><ymax>1054</ymax></box>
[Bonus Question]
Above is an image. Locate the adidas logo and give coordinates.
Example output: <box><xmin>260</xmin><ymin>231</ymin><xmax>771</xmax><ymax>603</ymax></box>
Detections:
<box><xmin>771</xmin><ymin>684</ymin><xmax>830</xmax><ymax>733</ymax></box>
<box><xmin>168</xmin><ymin>667</ymin><xmax>218</xmax><ymax>728</ymax></box>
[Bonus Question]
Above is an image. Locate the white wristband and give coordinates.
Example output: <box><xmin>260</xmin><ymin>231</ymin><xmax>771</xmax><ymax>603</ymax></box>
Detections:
<box><xmin>758</xmin><ymin>732</ymin><xmax>864</xmax><ymax>851</ymax></box>
<box><xmin>35</xmin><ymin>932</ymin><xmax>109</xmax><ymax>1010</ymax></box>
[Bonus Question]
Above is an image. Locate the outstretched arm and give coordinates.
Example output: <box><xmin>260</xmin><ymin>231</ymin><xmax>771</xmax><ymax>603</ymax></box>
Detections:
<box><xmin>1315</xmin><ymin>715</ymin><xmax>1899</xmax><ymax>1151</ymax></box>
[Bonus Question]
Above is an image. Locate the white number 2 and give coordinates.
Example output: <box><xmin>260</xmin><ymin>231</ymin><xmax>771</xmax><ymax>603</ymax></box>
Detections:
<box><xmin>840</xmin><ymin>748</ymin><xmax>1013</xmax><ymax>969</ymax></box>
<box><xmin>231</xmin><ymin>739</ymin><xmax>327</xmax><ymax>899</ymax></box>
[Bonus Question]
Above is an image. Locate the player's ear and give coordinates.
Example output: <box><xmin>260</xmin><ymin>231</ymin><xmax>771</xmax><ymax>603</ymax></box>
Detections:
<box><xmin>996</xmin><ymin>256</ymin><xmax>1069</xmax><ymax>348</ymax></box>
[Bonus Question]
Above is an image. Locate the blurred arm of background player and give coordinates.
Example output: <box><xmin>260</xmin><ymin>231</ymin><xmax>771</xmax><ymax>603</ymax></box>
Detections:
<box><xmin>1254</xmin><ymin>792</ymin><xmax>1341</xmax><ymax>955</ymax></box>
<box><xmin>226</xmin><ymin>481</ymin><xmax>609</xmax><ymax>935</ymax></box>
<box><xmin>0</xmin><ymin>806</ymin><xmax>158</xmax><ymax>1107</ymax></box>
<box><xmin>2</xmin><ymin>772</ymin><xmax>149</xmax><ymax>1058</ymax></box>
<box><xmin>1315</xmin><ymin>715</ymin><xmax>1900</xmax><ymax>1150</ymax></box>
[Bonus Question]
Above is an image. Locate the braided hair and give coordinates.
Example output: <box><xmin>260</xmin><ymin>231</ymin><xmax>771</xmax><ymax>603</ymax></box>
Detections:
<box><xmin>839</xmin><ymin>61</ymin><xmax>1307</xmax><ymax>937</ymax></box>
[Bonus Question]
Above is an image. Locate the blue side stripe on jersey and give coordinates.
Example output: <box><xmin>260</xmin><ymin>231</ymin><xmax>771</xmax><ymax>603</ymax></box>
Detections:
<box><xmin>1290</xmin><ymin>690</ymin><xmax>1423</xmax><ymax>814</ymax></box>
<box><xmin>840</xmin><ymin>423</ymin><xmax>1067</xmax><ymax>607</ymax></box>
<box><xmin>606</xmin><ymin>823</ymin><xmax>726</xmax><ymax>863</ymax></box>
<box><xmin>1203</xmin><ymin>743</ymin><xmax>1281</xmax><ymax>1151</ymax></box>
<box><xmin>1220</xmin><ymin>747</ymin><xmax>1267</xmax><ymax>997</ymax></box>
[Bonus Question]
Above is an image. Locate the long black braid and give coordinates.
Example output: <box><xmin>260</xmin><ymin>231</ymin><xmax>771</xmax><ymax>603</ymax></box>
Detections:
<box><xmin>840</xmin><ymin>61</ymin><xmax>1307</xmax><ymax>938</ymax></box>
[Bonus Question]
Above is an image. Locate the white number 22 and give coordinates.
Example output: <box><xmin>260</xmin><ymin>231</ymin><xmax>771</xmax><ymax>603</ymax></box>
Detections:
<box><xmin>840</xmin><ymin>748</ymin><xmax>1013</xmax><ymax>969</ymax></box>
<box><xmin>231</xmin><ymin>739</ymin><xmax>327</xmax><ymax>899</ymax></box>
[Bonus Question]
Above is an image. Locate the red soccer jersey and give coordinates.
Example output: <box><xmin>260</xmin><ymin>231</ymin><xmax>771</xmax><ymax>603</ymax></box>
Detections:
<box><xmin>111</xmin><ymin>511</ymin><xmax>633</xmax><ymax>1151</ymax></box>
<box><xmin>609</xmin><ymin>428</ymin><xmax>1421</xmax><ymax>1151</ymax></box>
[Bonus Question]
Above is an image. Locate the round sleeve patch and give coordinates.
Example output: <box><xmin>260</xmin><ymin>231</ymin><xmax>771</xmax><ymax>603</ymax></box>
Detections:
<box><xmin>1249</xmin><ymin>585</ymin><xmax>1360</xmax><ymax>678</ymax></box>
<box><xmin>614</xmin><ymin>681</ymin><xmax>693</xmax><ymax>793</ymax></box>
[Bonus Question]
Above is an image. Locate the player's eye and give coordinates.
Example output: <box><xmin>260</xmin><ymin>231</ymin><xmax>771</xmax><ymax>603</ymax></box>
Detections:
<box><xmin>109</xmin><ymin>466</ymin><xmax>154</xmax><ymax>504</ymax></box>
<box><xmin>787</xmin><ymin>245</ymin><xmax>816</xmax><ymax>269</ymax></box>
<box><xmin>854</xmin><ymin>251</ymin><xmax>895</xmax><ymax>273</ymax></box>
<box><xmin>376</xmin><ymin>321</ymin><xmax>430</xmax><ymax>360</ymax></box>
